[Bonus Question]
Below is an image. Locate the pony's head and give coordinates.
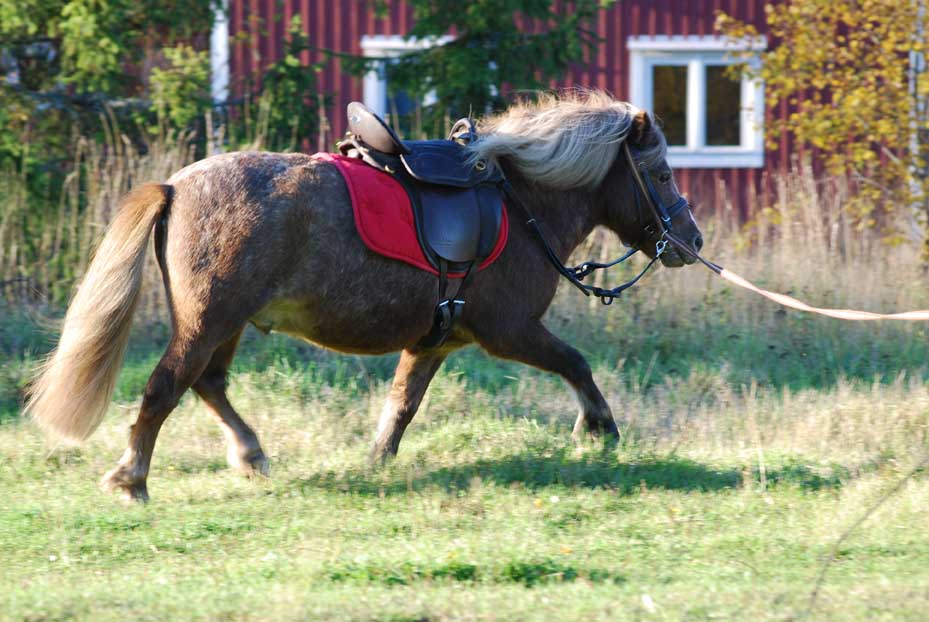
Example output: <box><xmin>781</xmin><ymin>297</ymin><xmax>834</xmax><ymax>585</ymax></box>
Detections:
<box><xmin>601</xmin><ymin>109</ymin><xmax>702</xmax><ymax>268</ymax></box>
<box><xmin>468</xmin><ymin>91</ymin><xmax>702</xmax><ymax>268</ymax></box>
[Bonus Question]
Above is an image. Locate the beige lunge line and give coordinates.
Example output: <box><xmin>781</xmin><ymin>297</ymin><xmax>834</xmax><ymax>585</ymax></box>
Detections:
<box><xmin>718</xmin><ymin>268</ymin><xmax>929</xmax><ymax>321</ymax></box>
<box><xmin>664</xmin><ymin>231</ymin><xmax>929</xmax><ymax>322</ymax></box>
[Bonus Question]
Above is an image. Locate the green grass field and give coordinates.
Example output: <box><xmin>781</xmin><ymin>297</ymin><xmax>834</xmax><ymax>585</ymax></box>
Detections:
<box><xmin>3</xmin><ymin>204</ymin><xmax>929</xmax><ymax>621</ymax></box>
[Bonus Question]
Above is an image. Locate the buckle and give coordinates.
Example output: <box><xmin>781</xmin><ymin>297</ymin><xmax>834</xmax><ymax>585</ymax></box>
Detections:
<box><xmin>436</xmin><ymin>299</ymin><xmax>465</xmax><ymax>331</ymax></box>
<box><xmin>655</xmin><ymin>238</ymin><xmax>667</xmax><ymax>257</ymax></box>
<box><xmin>571</xmin><ymin>263</ymin><xmax>595</xmax><ymax>280</ymax></box>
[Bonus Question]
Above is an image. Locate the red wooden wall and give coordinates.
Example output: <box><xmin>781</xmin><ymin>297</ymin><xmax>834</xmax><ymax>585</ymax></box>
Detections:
<box><xmin>228</xmin><ymin>0</ymin><xmax>787</xmax><ymax>217</ymax></box>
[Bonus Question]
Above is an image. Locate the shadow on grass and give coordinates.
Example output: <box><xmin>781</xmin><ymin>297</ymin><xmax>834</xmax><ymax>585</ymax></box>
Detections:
<box><xmin>6</xmin><ymin>308</ymin><xmax>929</xmax><ymax>409</ymax></box>
<box><xmin>288</xmin><ymin>448</ymin><xmax>845</xmax><ymax>498</ymax></box>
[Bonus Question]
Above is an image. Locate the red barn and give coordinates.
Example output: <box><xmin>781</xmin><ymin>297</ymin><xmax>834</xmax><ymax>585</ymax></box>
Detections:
<box><xmin>213</xmin><ymin>1</ymin><xmax>784</xmax><ymax>217</ymax></box>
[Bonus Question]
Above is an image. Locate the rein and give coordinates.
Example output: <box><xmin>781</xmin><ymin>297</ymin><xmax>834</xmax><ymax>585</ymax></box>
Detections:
<box><xmin>509</xmin><ymin>142</ymin><xmax>929</xmax><ymax>321</ymax></box>
<box><xmin>501</xmin><ymin>143</ymin><xmax>686</xmax><ymax>305</ymax></box>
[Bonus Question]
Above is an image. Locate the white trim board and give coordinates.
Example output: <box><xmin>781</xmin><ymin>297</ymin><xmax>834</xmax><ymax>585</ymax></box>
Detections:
<box><xmin>360</xmin><ymin>34</ymin><xmax>453</xmax><ymax>54</ymax></box>
<box><xmin>627</xmin><ymin>35</ymin><xmax>767</xmax><ymax>52</ymax></box>
<box><xmin>209</xmin><ymin>0</ymin><xmax>230</xmax><ymax>105</ymax></box>
<box><xmin>360</xmin><ymin>34</ymin><xmax>452</xmax><ymax>116</ymax></box>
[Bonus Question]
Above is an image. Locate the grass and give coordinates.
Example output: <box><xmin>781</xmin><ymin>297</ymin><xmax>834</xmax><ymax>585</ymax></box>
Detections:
<box><xmin>1</xmin><ymin>366</ymin><xmax>928</xmax><ymax>621</ymax></box>
<box><xmin>3</xmin><ymin>160</ymin><xmax>929</xmax><ymax>620</ymax></box>
<box><xmin>3</xmin><ymin>300</ymin><xmax>929</xmax><ymax>621</ymax></box>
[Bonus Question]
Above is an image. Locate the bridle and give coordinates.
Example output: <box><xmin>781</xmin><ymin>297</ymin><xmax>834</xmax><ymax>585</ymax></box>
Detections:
<box><xmin>625</xmin><ymin>143</ymin><xmax>690</xmax><ymax>248</ymax></box>
<box><xmin>503</xmin><ymin>142</ymin><xmax>929</xmax><ymax>321</ymax></box>
<box><xmin>502</xmin><ymin>142</ymin><xmax>693</xmax><ymax>304</ymax></box>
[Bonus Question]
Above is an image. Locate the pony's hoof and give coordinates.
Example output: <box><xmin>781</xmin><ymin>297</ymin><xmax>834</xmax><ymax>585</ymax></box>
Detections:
<box><xmin>599</xmin><ymin>427</ymin><xmax>621</xmax><ymax>446</ymax></box>
<box><xmin>231</xmin><ymin>449</ymin><xmax>270</xmax><ymax>478</ymax></box>
<box><xmin>368</xmin><ymin>444</ymin><xmax>397</xmax><ymax>467</ymax></box>
<box><xmin>100</xmin><ymin>467</ymin><xmax>149</xmax><ymax>503</ymax></box>
<box><xmin>572</xmin><ymin>422</ymin><xmax>620</xmax><ymax>446</ymax></box>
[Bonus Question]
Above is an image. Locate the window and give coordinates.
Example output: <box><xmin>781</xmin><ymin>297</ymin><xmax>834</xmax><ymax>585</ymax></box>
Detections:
<box><xmin>359</xmin><ymin>35</ymin><xmax>450</xmax><ymax>135</ymax></box>
<box><xmin>628</xmin><ymin>35</ymin><xmax>766</xmax><ymax>168</ymax></box>
<box><xmin>651</xmin><ymin>65</ymin><xmax>687</xmax><ymax>146</ymax></box>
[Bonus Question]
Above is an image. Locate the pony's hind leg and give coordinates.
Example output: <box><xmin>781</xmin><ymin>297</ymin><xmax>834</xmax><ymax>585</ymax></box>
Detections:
<box><xmin>191</xmin><ymin>329</ymin><xmax>268</xmax><ymax>477</ymax></box>
<box><xmin>101</xmin><ymin>336</ymin><xmax>215</xmax><ymax>502</ymax></box>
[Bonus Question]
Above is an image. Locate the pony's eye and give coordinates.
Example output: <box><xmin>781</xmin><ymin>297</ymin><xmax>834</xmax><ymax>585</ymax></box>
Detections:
<box><xmin>658</xmin><ymin>172</ymin><xmax>671</xmax><ymax>183</ymax></box>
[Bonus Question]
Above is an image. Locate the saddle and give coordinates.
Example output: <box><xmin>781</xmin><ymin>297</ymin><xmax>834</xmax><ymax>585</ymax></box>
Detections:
<box><xmin>338</xmin><ymin>102</ymin><xmax>507</xmax><ymax>347</ymax></box>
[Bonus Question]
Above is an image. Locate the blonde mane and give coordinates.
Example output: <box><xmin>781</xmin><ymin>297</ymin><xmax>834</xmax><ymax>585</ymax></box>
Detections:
<box><xmin>468</xmin><ymin>90</ymin><xmax>664</xmax><ymax>190</ymax></box>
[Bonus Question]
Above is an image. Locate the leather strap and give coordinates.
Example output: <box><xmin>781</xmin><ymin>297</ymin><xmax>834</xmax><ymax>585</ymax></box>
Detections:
<box><xmin>624</xmin><ymin>143</ymin><xmax>688</xmax><ymax>236</ymax></box>
<box><xmin>502</xmin><ymin>180</ymin><xmax>661</xmax><ymax>304</ymax></box>
<box><xmin>417</xmin><ymin>260</ymin><xmax>475</xmax><ymax>348</ymax></box>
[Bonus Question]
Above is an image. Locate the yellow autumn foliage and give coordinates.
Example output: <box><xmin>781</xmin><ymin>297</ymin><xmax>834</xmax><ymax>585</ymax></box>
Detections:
<box><xmin>718</xmin><ymin>0</ymin><xmax>929</xmax><ymax>234</ymax></box>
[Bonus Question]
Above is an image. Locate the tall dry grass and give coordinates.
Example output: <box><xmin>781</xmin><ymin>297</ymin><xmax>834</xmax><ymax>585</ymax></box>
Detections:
<box><xmin>2</xmin><ymin>126</ymin><xmax>925</xmax><ymax>330</ymax></box>
<box><xmin>541</xmin><ymin>161</ymin><xmax>929</xmax><ymax>465</ymax></box>
<box><xmin>0</xmin><ymin>120</ymin><xmax>199</xmax><ymax>318</ymax></box>
<box><xmin>560</xmin><ymin>161</ymin><xmax>927</xmax><ymax>331</ymax></box>
<box><xmin>0</xmin><ymin>102</ymin><xmax>315</xmax><ymax>318</ymax></box>
<box><xmin>2</xmin><ymin>140</ymin><xmax>927</xmax><ymax>471</ymax></box>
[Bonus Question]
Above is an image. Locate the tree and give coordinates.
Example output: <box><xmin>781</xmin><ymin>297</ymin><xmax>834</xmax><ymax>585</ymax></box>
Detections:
<box><xmin>255</xmin><ymin>16</ymin><xmax>326</xmax><ymax>151</ymax></box>
<box><xmin>0</xmin><ymin>0</ymin><xmax>214</xmax><ymax>93</ymax></box>
<box><xmin>717</xmin><ymin>1</ymin><xmax>929</xmax><ymax>241</ymax></box>
<box><xmin>149</xmin><ymin>45</ymin><xmax>212</xmax><ymax>130</ymax></box>
<box><xmin>354</xmin><ymin>0</ymin><xmax>615</xmax><ymax>133</ymax></box>
<box><xmin>0</xmin><ymin>0</ymin><xmax>215</xmax><ymax>195</ymax></box>
<box><xmin>0</xmin><ymin>3</ymin><xmax>329</xmax><ymax>307</ymax></box>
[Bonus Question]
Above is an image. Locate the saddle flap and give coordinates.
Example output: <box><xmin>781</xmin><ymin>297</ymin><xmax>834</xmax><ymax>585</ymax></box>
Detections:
<box><xmin>419</xmin><ymin>186</ymin><xmax>482</xmax><ymax>263</ymax></box>
<box><xmin>475</xmin><ymin>185</ymin><xmax>504</xmax><ymax>258</ymax></box>
<box><xmin>401</xmin><ymin>141</ymin><xmax>501</xmax><ymax>188</ymax></box>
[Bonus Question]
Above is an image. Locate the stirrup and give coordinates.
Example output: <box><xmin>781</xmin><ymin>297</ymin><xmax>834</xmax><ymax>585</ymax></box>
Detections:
<box><xmin>417</xmin><ymin>299</ymin><xmax>465</xmax><ymax>349</ymax></box>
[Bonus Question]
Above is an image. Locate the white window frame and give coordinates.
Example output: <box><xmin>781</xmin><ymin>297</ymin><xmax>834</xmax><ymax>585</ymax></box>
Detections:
<box><xmin>209</xmin><ymin>0</ymin><xmax>230</xmax><ymax>105</ymax></box>
<box><xmin>628</xmin><ymin>35</ymin><xmax>766</xmax><ymax>169</ymax></box>
<box><xmin>360</xmin><ymin>34</ymin><xmax>452</xmax><ymax>117</ymax></box>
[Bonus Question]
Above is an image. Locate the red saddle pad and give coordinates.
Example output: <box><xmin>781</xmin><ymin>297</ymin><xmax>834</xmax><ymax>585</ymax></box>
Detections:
<box><xmin>314</xmin><ymin>152</ymin><xmax>508</xmax><ymax>277</ymax></box>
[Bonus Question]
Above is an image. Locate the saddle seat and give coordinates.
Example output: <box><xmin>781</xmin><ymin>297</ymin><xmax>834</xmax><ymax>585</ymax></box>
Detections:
<box><xmin>339</xmin><ymin>101</ymin><xmax>504</xmax><ymax>271</ymax></box>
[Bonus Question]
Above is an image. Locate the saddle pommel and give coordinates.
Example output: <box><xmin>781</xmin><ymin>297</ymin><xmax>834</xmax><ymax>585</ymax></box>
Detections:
<box><xmin>346</xmin><ymin>102</ymin><xmax>410</xmax><ymax>155</ymax></box>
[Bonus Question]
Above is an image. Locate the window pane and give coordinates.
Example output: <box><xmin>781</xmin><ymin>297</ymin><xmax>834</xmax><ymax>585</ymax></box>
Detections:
<box><xmin>705</xmin><ymin>66</ymin><xmax>741</xmax><ymax>146</ymax></box>
<box><xmin>651</xmin><ymin>65</ymin><xmax>687</xmax><ymax>146</ymax></box>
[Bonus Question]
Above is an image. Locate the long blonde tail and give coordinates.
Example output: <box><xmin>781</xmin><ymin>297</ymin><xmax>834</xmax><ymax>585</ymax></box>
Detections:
<box><xmin>25</xmin><ymin>183</ymin><xmax>171</xmax><ymax>443</ymax></box>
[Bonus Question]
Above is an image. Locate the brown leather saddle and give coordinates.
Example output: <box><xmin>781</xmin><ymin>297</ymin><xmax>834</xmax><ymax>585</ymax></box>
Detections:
<box><xmin>338</xmin><ymin>102</ymin><xmax>506</xmax><ymax>347</ymax></box>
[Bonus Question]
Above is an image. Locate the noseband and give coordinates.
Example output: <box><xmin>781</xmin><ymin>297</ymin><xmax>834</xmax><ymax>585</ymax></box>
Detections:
<box><xmin>503</xmin><ymin>143</ymin><xmax>691</xmax><ymax>304</ymax></box>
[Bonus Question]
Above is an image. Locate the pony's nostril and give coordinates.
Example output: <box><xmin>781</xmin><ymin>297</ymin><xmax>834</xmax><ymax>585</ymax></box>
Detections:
<box><xmin>693</xmin><ymin>234</ymin><xmax>704</xmax><ymax>252</ymax></box>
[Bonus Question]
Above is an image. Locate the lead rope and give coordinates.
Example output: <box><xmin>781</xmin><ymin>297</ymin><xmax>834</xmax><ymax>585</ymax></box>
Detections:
<box><xmin>623</xmin><ymin>144</ymin><xmax>929</xmax><ymax>322</ymax></box>
<box><xmin>509</xmin><ymin>146</ymin><xmax>929</xmax><ymax>321</ymax></box>
<box><xmin>663</xmin><ymin>230</ymin><xmax>929</xmax><ymax>321</ymax></box>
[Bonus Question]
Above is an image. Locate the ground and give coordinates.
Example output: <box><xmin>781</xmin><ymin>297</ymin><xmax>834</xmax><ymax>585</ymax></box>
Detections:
<box><xmin>3</xmin><ymin>228</ymin><xmax>929</xmax><ymax>621</ymax></box>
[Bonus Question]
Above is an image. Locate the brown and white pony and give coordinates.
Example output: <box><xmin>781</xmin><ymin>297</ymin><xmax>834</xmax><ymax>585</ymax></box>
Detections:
<box><xmin>26</xmin><ymin>91</ymin><xmax>703</xmax><ymax>501</ymax></box>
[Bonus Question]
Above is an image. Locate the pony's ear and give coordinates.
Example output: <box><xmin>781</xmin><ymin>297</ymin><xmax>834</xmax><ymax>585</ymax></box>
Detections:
<box><xmin>630</xmin><ymin>110</ymin><xmax>653</xmax><ymax>145</ymax></box>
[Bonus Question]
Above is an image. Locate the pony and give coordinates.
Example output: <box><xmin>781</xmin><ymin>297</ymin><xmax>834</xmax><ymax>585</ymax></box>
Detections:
<box><xmin>26</xmin><ymin>91</ymin><xmax>703</xmax><ymax>501</ymax></box>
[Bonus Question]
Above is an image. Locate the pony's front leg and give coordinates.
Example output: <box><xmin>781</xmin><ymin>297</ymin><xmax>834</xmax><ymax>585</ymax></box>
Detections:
<box><xmin>479</xmin><ymin>322</ymin><xmax>619</xmax><ymax>442</ymax></box>
<box><xmin>371</xmin><ymin>349</ymin><xmax>447</xmax><ymax>464</ymax></box>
